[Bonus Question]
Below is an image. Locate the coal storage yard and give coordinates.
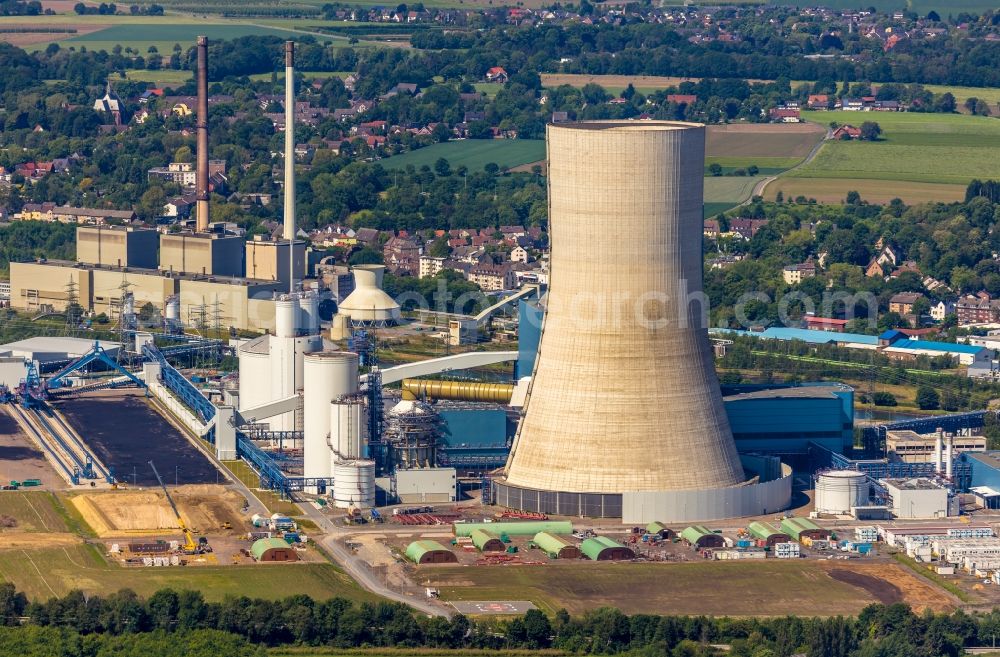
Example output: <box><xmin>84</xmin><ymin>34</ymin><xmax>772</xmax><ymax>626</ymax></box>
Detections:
<box><xmin>53</xmin><ymin>391</ymin><xmax>220</xmax><ymax>486</ymax></box>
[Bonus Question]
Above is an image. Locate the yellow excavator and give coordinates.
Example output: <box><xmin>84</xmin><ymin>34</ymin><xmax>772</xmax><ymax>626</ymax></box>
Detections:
<box><xmin>148</xmin><ymin>460</ymin><xmax>207</xmax><ymax>554</ymax></box>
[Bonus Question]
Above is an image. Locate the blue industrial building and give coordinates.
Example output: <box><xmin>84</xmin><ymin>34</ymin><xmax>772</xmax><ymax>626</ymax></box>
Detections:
<box><xmin>722</xmin><ymin>382</ymin><xmax>855</xmax><ymax>455</ymax></box>
<box><xmin>437</xmin><ymin>407</ymin><xmax>513</xmax><ymax>472</ymax></box>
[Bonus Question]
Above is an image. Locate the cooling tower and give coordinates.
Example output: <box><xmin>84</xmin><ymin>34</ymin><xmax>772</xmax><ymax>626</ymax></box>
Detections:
<box><xmin>338</xmin><ymin>265</ymin><xmax>401</xmax><ymax>325</ymax></box>
<box><xmin>499</xmin><ymin>121</ymin><xmax>775</xmax><ymax>520</ymax></box>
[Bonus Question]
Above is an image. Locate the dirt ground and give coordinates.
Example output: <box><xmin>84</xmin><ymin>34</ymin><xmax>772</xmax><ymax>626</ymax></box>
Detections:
<box><xmin>0</xmin><ymin>23</ymin><xmax>107</xmax><ymax>46</ymax></box>
<box><xmin>706</xmin><ymin>123</ymin><xmax>826</xmax><ymax>159</ymax></box>
<box><xmin>0</xmin><ymin>408</ymin><xmax>62</xmax><ymax>489</ymax></box>
<box><xmin>820</xmin><ymin>561</ymin><xmax>956</xmax><ymax>612</ymax></box>
<box><xmin>0</xmin><ymin>532</ymin><xmax>80</xmax><ymax>550</ymax></box>
<box><xmin>70</xmin><ymin>485</ymin><xmax>249</xmax><ymax>537</ymax></box>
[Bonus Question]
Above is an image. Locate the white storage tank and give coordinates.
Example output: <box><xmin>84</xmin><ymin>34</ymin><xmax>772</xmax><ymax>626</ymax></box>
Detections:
<box><xmin>815</xmin><ymin>469</ymin><xmax>869</xmax><ymax>515</ymax></box>
<box><xmin>330</xmin><ymin>395</ymin><xmax>367</xmax><ymax>462</ymax></box>
<box><xmin>165</xmin><ymin>295</ymin><xmax>180</xmax><ymax>321</ymax></box>
<box><xmin>298</xmin><ymin>292</ymin><xmax>319</xmax><ymax>335</ymax></box>
<box><xmin>303</xmin><ymin>352</ymin><xmax>359</xmax><ymax>488</ymax></box>
<box><xmin>332</xmin><ymin>459</ymin><xmax>376</xmax><ymax>509</ymax></box>
<box><xmin>275</xmin><ymin>296</ymin><xmax>297</xmax><ymax>338</ymax></box>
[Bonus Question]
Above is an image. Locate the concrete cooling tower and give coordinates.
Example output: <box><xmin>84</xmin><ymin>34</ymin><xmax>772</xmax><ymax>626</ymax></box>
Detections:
<box><xmin>338</xmin><ymin>264</ymin><xmax>401</xmax><ymax>325</ymax></box>
<box><xmin>496</xmin><ymin>121</ymin><xmax>791</xmax><ymax>523</ymax></box>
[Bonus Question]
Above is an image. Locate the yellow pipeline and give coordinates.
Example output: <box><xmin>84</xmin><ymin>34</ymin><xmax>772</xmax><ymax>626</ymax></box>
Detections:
<box><xmin>401</xmin><ymin>379</ymin><xmax>514</xmax><ymax>404</ymax></box>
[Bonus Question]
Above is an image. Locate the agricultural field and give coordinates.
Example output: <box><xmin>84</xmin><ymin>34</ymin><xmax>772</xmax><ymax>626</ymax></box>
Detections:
<box><xmin>772</xmin><ymin>110</ymin><xmax>1000</xmax><ymax>203</ymax></box>
<box><xmin>0</xmin><ymin>543</ymin><xmax>375</xmax><ymax>602</ymax></box>
<box><xmin>420</xmin><ymin>560</ymin><xmax>954</xmax><ymax>616</ymax></box>
<box><xmin>705</xmin><ymin>122</ymin><xmax>825</xmax><ymax>175</ymax></box>
<box><xmin>541</xmin><ymin>73</ymin><xmax>696</xmax><ymax>95</ymax></box>
<box><xmin>764</xmin><ymin>178</ymin><xmax>967</xmax><ymax>205</ymax></box>
<box><xmin>704</xmin><ymin>175</ymin><xmax>767</xmax><ymax>217</ymax></box>
<box><xmin>769</xmin><ymin>0</ymin><xmax>999</xmax><ymax>12</ymax></box>
<box><xmin>383</xmin><ymin>140</ymin><xmax>546</xmax><ymax>172</ymax></box>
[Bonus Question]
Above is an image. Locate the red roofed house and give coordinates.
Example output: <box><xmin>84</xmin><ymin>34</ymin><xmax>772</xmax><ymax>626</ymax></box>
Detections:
<box><xmin>832</xmin><ymin>125</ymin><xmax>861</xmax><ymax>140</ymax></box>
<box><xmin>485</xmin><ymin>67</ymin><xmax>509</xmax><ymax>83</ymax></box>
<box><xmin>667</xmin><ymin>94</ymin><xmax>697</xmax><ymax>105</ymax></box>
<box><xmin>769</xmin><ymin>107</ymin><xmax>801</xmax><ymax>123</ymax></box>
<box><xmin>807</xmin><ymin>94</ymin><xmax>833</xmax><ymax>110</ymax></box>
<box><xmin>804</xmin><ymin>316</ymin><xmax>848</xmax><ymax>332</ymax></box>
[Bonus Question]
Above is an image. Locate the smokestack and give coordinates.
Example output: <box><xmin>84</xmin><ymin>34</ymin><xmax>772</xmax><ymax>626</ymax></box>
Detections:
<box><xmin>935</xmin><ymin>428</ymin><xmax>943</xmax><ymax>474</ymax></box>
<box><xmin>196</xmin><ymin>36</ymin><xmax>209</xmax><ymax>232</ymax></box>
<box><xmin>284</xmin><ymin>41</ymin><xmax>296</xmax><ymax>294</ymax></box>
<box><xmin>946</xmin><ymin>433</ymin><xmax>954</xmax><ymax>480</ymax></box>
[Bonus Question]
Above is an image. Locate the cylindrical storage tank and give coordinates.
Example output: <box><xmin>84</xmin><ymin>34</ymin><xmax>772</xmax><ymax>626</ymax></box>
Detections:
<box><xmin>238</xmin><ymin>340</ymin><xmax>272</xmax><ymax>418</ymax></box>
<box><xmin>330</xmin><ymin>396</ymin><xmax>367</xmax><ymax>462</ymax></box>
<box><xmin>165</xmin><ymin>295</ymin><xmax>180</xmax><ymax>321</ymax></box>
<box><xmin>275</xmin><ymin>297</ymin><xmax>297</xmax><ymax>338</ymax></box>
<box><xmin>814</xmin><ymin>470</ymin><xmax>869</xmax><ymax>515</ymax></box>
<box><xmin>298</xmin><ymin>292</ymin><xmax>319</xmax><ymax>335</ymax></box>
<box><xmin>332</xmin><ymin>459</ymin><xmax>375</xmax><ymax>509</ymax></box>
<box><xmin>303</xmin><ymin>352</ymin><xmax>359</xmax><ymax>484</ymax></box>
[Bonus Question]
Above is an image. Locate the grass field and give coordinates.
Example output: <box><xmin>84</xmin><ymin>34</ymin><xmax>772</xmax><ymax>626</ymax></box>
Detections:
<box><xmin>0</xmin><ymin>543</ymin><xmax>375</xmax><ymax>602</ymax></box>
<box><xmin>781</xmin><ymin>110</ymin><xmax>1000</xmax><ymax>204</ymax></box>
<box><xmin>383</xmin><ymin>140</ymin><xmax>546</xmax><ymax>172</ymax></box>
<box><xmin>704</xmin><ymin>175</ymin><xmax>766</xmax><ymax>215</ymax></box>
<box><xmin>764</xmin><ymin>177</ymin><xmax>967</xmax><ymax>205</ymax></box>
<box><xmin>0</xmin><ymin>491</ymin><xmax>70</xmax><ymax>533</ymax></box>
<box><xmin>770</xmin><ymin>0</ymin><xmax>999</xmax><ymax>12</ymax></box>
<box><xmin>419</xmin><ymin>560</ymin><xmax>953</xmax><ymax>616</ymax></box>
<box><xmin>222</xmin><ymin>459</ymin><xmax>301</xmax><ymax>517</ymax></box>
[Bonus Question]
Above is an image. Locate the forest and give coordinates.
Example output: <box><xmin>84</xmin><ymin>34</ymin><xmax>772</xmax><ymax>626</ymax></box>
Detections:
<box><xmin>0</xmin><ymin>583</ymin><xmax>998</xmax><ymax>657</ymax></box>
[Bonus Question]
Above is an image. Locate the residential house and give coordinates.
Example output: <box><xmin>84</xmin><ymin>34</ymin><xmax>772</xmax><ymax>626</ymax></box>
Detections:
<box><xmin>729</xmin><ymin>218</ymin><xmax>769</xmax><ymax>240</ymax></box>
<box><xmin>510</xmin><ymin>245</ymin><xmax>529</xmax><ymax>263</ymax></box>
<box><xmin>783</xmin><ymin>260</ymin><xmax>817</xmax><ymax>285</ymax></box>
<box><xmin>956</xmin><ymin>295</ymin><xmax>1000</xmax><ymax>325</ymax></box>
<box><xmin>468</xmin><ymin>264</ymin><xmax>516</xmax><ymax>291</ymax></box>
<box><xmin>485</xmin><ymin>67</ymin><xmax>509</xmax><ymax>83</ymax></box>
<box><xmin>930</xmin><ymin>300</ymin><xmax>956</xmax><ymax>322</ymax></box>
<box><xmin>769</xmin><ymin>107</ymin><xmax>801</xmax><ymax>123</ymax></box>
<box><xmin>888</xmin><ymin>292</ymin><xmax>926</xmax><ymax>322</ymax></box>
<box><xmin>832</xmin><ymin>124</ymin><xmax>862</xmax><ymax>140</ymax></box>
<box><xmin>419</xmin><ymin>255</ymin><xmax>446</xmax><ymax>279</ymax></box>
<box><xmin>703</xmin><ymin>219</ymin><xmax>720</xmax><ymax>238</ymax></box>
<box><xmin>807</xmin><ymin>94</ymin><xmax>833</xmax><ymax>110</ymax></box>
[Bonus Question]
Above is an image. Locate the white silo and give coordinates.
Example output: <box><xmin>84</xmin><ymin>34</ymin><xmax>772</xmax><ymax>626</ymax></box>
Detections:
<box><xmin>298</xmin><ymin>292</ymin><xmax>320</xmax><ymax>335</ymax></box>
<box><xmin>330</xmin><ymin>395</ymin><xmax>367</xmax><ymax>462</ymax></box>
<box><xmin>165</xmin><ymin>295</ymin><xmax>180</xmax><ymax>321</ymax></box>
<box><xmin>332</xmin><ymin>459</ymin><xmax>376</xmax><ymax>509</ymax></box>
<box><xmin>275</xmin><ymin>296</ymin><xmax>297</xmax><ymax>338</ymax></box>
<box><xmin>814</xmin><ymin>470</ymin><xmax>869</xmax><ymax>515</ymax></box>
<box><xmin>303</xmin><ymin>351</ymin><xmax>359</xmax><ymax>491</ymax></box>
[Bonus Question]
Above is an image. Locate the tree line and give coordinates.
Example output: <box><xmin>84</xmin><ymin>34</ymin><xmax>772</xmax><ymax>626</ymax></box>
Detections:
<box><xmin>4</xmin><ymin>584</ymin><xmax>1000</xmax><ymax>657</ymax></box>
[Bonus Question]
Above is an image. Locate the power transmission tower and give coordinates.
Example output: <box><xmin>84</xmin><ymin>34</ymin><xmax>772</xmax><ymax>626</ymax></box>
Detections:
<box><xmin>64</xmin><ymin>277</ymin><xmax>81</xmax><ymax>334</ymax></box>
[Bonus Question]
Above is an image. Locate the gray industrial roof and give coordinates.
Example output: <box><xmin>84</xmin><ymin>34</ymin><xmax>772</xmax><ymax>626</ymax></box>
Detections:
<box><xmin>0</xmin><ymin>336</ymin><xmax>120</xmax><ymax>363</ymax></box>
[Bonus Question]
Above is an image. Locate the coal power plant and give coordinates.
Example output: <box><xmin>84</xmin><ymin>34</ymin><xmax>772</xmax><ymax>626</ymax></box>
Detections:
<box><xmin>495</xmin><ymin>121</ymin><xmax>792</xmax><ymax>523</ymax></box>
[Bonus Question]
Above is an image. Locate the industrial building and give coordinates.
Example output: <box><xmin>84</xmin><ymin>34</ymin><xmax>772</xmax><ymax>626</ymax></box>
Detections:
<box><xmin>245</xmin><ymin>235</ymin><xmax>307</xmax><ymax>286</ymax></box>
<box><xmin>887</xmin><ymin>429</ymin><xmax>985</xmax><ymax>463</ymax></box>
<box><xmin>681</xmin><ymin>525</ymin><xmax>725</xmax><ymax>549</ymax></box>
<box><xmin>747</xmin><ymin>521</ymin><xmax>791</xmax><ymax>547</ymax></box>
<box><xmin>251</xmin><ymin>537</ymin><xmax>298</xmax><ymax>562</ymax></box>
<box><xmin>496</xmin><ymin>121</ymin><xmax>791</xmax><ymax>523</ymax></box>
<box><xmin>780</xmin><ymin>517</ymin><xmax>830</xmax><ymax>541</ymax></box>
<box><xmin>159</xmin><ymin>231</ymin><xmax>245</xmax><ymax>277</ymax></box>
<box><xmin>581</xmin><ymin>536</ymin><xmax>634</xmax><ymax>561</ymax></box>
<box><xmin>76</xmin><ymin>225</ymin><xmax>158</xmax><ymax>269</ymax></box>
<box><xmin>470</xmin><ymin>529</ymin><xmax>506</xmax><ymax>552</ymax></box>
<box><xmin>533</xmin><ymin>532</ymin><xmax>582</xmax><ymax>559</ymax></box>
<box><xmin>405</xmin><ymin>540</ymin><xmax>458</xmax><ymax>564</ymax></box>
<box><xmin>882</xmin><ymin>478</ymin><xmax>952</xmax><ymax>519</ymax></box>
